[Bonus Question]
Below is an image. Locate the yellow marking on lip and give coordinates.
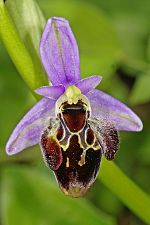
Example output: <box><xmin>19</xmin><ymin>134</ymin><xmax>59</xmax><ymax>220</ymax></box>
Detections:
<box><xmin>93</xmin><ymin>146</ymin><xmax>101</xmax><ymax>151</ymax></box>
<box><xmin>60</xmin><ymin>134</ymin><xmax>72</xmax><ymax>151</ymax></box>
<box><xmin>60</xmin><ymin>133</ymin><xmax>100</xmax><ymax>152</ymax></box>
<box><xmin>78</xmin><ymin>153</ymin><xmax>86</xmax><ymax>166</ymax></box>
<box><xmin>66</xmin><ymin>157</ymin><xmax>70</xmax><ymax>168</ymax></box>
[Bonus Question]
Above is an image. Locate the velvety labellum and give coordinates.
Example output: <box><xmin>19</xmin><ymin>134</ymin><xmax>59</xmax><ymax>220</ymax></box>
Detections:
<box><xmin>41</xmin><ymin>130</ymin><xmax>63</xmax><ymax>171</ymax></box>
<box><xmin>40</xmin><ymin>99</ymin><xmax>119</xmax><ymax>197</ymax></box>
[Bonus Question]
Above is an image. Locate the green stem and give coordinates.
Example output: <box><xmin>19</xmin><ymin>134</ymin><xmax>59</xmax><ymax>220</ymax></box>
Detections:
<box><xmin>0</xmin><ymin>0</ymin><xmax>45</xmax><ymax>91</ymax></box>
<box><xmin>99</xmin><ymin>158</ymin><xmax>150</xmax><ymax>224</ymax></box>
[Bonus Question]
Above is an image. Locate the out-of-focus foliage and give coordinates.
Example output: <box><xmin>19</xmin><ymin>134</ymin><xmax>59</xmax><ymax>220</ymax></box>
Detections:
<box><xmin>130</xmin><ymin>71</ymin><xmax>150</xmax><ymax>104</ymax></box>
<box><xmin>0</xmin><ymin>0</ymin><xmax>150</xmax><ymax>225</ymax></box>
<box><xmin>89</xmin><ymin>0</ymin><xmax>150</xmax><ymax>105</ymax></box>
<box><xmin>1</xmin><ymin>166</ymin><xmax>115</xmax><ymax>225</ymax></box>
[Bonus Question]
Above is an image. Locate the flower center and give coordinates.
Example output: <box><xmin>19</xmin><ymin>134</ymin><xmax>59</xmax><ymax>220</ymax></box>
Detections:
<box><xmin>65</xmin><ymin>85</ymin><xmax>81</xmax><ymax>104</ymax></box>
<box><xmin>55</xmin><ymin>85</ymin><xmax>91</xmax><ymax>117</ymax></box>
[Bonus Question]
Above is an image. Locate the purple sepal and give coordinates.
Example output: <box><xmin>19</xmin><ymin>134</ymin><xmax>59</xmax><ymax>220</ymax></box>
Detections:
<box><xmin>40</xmin><ymin>17</ymin><xmax>80</xmax><ymax>86</ymax></box>
<box><xmin>87</xmin><ymin>89</ymin><xmax>143</xmax><ymax>132</ymax></box>
<box><xmin>35</xmin><ymin>85</ymin><xmax>65</xmax><ymax>100</ymax></box>
<box><xmin>75</xmin><ymin>76</ymin><xmax>102</xmax><ymax>94</ymax></box>
<box><xmin>6</xmin><ymin>98</ymin><xmax>55</xmax><ymax>155</ymax></box>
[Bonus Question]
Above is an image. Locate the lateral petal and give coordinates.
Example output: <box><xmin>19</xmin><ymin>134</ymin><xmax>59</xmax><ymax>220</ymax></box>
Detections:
<box><xmin>35</xmin><ymin>85</ymin><xmax>65</xmax><ymax>100</ymax></box>
<box><xmin>75</xmin><ymin>76</ymin><xmax>102</xmax><ymax>94</ymax></box>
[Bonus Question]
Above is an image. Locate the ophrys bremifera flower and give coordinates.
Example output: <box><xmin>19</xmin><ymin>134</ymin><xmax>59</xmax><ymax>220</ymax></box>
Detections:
<box><xmin>6</xmin><ymin>17</ymin><xmax>143</xmax><ymax>197</ymax></box>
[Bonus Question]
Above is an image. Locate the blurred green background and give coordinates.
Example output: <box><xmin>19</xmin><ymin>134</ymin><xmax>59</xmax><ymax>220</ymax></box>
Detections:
<box><xmin>0</xmin><ymin>0</ymin><xmax>150</xmax><ymax>225</ymax></box>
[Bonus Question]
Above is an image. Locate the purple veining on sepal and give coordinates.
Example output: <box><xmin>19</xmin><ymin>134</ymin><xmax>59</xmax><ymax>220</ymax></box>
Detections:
<box><xmin>35</xmin><ymin>85</ymin><xmax>65</xmax><ymax>100</ymax></box>
<box><xmin>40</xmin><ymin>17</ymin><xmax>80</xmax><ymax>86</ymax></box>
<box><xmin>75</xmin><ymin>76</ymin><xmax>102</xmax><ymax>94</ymax></box>
<box><xmin>87</xmin><ymin>89</ymin><xmax>143</xmax><ymax>132</ymax></box>
<box><xmin>6</xmin><ymin>98</ymin><xmax>55</xmax><ymax>155</ymax></box>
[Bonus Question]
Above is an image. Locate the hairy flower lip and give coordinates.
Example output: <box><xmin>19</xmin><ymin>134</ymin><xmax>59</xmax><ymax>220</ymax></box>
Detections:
<box><xmin>6</xmin><ymin>16</ymin><xmax>143</xmax><ymax>156</ymax></box>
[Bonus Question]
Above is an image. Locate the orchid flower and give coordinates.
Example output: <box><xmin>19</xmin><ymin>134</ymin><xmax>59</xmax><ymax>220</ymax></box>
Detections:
<box><xmin>6</xmin><ymin>17</ymin><xmax>143</xmax><ymax>197</ymax></box>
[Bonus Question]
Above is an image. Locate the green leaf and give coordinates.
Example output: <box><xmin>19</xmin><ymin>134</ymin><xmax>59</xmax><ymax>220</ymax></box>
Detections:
<box><xmin>0</xmin><ymin>0</ymin><xmax>47</xmax><ymax>91</ymax></box>
<box><xmin>5</xmin><ymin>0</ymin><xmax>48</xmax><ymax>85</ymax></box>
<box><xmin>6</xmin><ymin>0</ymin><xmax>45</xmax><ymax>58</ymax></box>
<box><xmin>99</xmin><ymin>158</ymin><xmax>150</xmax><ymax>224</ymax></box>
<box><xmin>38</xmin><ymin>0</ymin><xmax>122</xmax><ymax>76</ymax></box>
<box><xmin>1</xmin><ymin>167</ymin><xmax>115</xmax><ymax>225</ymax></box>
<box><xmin>130</xmin><ymin>71</ymin><xmax>150</xmax><ymax>105</ymax></box>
